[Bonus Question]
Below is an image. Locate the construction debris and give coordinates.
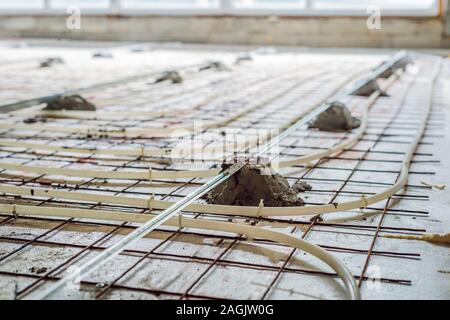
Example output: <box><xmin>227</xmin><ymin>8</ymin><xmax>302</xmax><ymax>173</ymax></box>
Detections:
<box><xmin>309</xmin><ymin>214</ymin><xmax>324</xmax><ymax>223</ymax></box>
<box><xmin>292</xmin><ymin>181</ymin><xmax>312</xmax><ymax>192</ymax></box>
<box><xmin>200</xmin><ymin>61</ymin><xmax>230</xmax><ymax>72</ymax></box>
<box><xmin>29</xmin><ymin>266</ymin><xmax>48</xmax><ymax>274</ymax></box>
<box><xmin>43</xmin><ymin>94</ymin><xmax>96</xmax><ymax>111</ymax></box>
<box><xmin>206</xmin><ymin>160</ymin><xmax>305</xmax><ymax>207</ymax></box>
<box><xmin>378</xmin><ymin>66</ymin><xmax>396</xmax><ymax>79</ymax></box>
<box><xmin>23</xmin><ymin>117</ymin><xmax>46</xmax><ymax>124</ymax></box>
<box><xmin>39</xmin><ymin>57</ymin><xmax>65</xmax><ymax>68</ymax></box>
<box><xmin>309</xmin><ymin>101</ymin><xmax>361</xmax><ymax>132</ymax></box>
<box><xmin>351</xmin><ymin>79</ymin><xmax>386</xmax><ymax>97</ymax></box>
<box><xmin>154</xmin><ymin>71</ymin><xmax>183</xmax><ymax>84</ymax></box>
<box><xmin>394</xmin><ymin>56</ymin><xmax>412</xmax><ymax>71</ymax></box>
<box><xmin>235</xmin><ymin>53</ymin><xmax>253</xmax><ymax>65</ymax></box>
<box><xmin>92</xmin><ymin>51</ymin><xmax>113</xmax><ymax>58</ymax></box>
<box><xmin>378</xmin><ymin>56</ymin><xmax>411</xmax><ymax>78</ymax></box>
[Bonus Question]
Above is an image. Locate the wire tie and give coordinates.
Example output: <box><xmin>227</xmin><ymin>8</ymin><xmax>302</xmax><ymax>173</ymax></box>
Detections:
<box><xmin>178</xmin><ymin>213</ymin><xmax>182</xmax><ymax>229</ymax></box>
<box><xmin>147</xmin><ymin>193</ymin><xmax>154</xmax><ymax>211</ymax></box>
<box><xmin>148</xmin><ymin>166</ymin><xmax>153</xmax><ymax>182</ymax></box>
<box><xmin>256</xmin><ymin>199</ymin><xmax>264</xmax><ymax>217</ymax></box>
<box><xmin>360</xmin><ymin>194</ymin><xmax>368</xmax><ymax>209</ymax></box>
<box><xmin>12</xmin><ymin>204</ymin><xmax>17</xmax><ymax>218</ymax></box>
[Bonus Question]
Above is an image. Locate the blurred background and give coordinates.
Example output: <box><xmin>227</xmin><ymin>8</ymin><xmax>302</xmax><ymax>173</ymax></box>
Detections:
<box><xmin>0</xmin><ymin>0</ymin><xmax>448</xmax><ymax>48</ymax></box>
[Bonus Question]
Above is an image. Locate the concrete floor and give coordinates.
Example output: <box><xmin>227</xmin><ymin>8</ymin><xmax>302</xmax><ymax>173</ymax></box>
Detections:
<box><xmin>0</xmin><ymin>40</ymin><xmax>448</xmax><ymax>300</ymax></box>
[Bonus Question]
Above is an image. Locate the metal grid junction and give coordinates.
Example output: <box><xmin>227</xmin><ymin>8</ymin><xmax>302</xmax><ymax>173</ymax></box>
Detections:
<box><xmin>0</xmin><ymin>43</ymin><xmax>448</xmax><ymax>300</ymax></box>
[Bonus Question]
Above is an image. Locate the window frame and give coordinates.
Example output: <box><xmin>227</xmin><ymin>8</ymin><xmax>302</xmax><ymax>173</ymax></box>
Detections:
<box><xmin>0</xmin><ymin>0</ymin><xmax>441</xmax><ymax>17</ymax></box>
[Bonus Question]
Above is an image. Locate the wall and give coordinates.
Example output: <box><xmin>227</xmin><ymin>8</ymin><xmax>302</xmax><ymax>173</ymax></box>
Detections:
<box><xmin>445</xmin><ymin>1</ymin><xmax>450</xmax><ymax>47</ymax></box>
<box><xmin>0</xmin><ymin>14</ymin><xmax>448</xmax><ymax>48</ymax></box>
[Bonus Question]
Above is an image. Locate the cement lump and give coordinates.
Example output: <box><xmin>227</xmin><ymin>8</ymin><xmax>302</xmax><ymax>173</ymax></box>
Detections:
<box><xmin>206</xmin><ymin>160</ymin><xmax>306</xmax><ymax>207</ymax></box>
<box><xmin>235</xmin><ymin>54</ymin><xmax>253</xmax><ymax>65</ymax></box>
<box><xmin>351</xmin><ymin>79</ymin><xmax>386</xmax><ymax>97</ymax></box>
<box><xmin>309</xmin><ymin>101</ymin><xmax>361</xmax><ymax>132</ymax></box>
<box><xmin>155</xmin><ymin>71</ymin><xmax>183</xmax><ymax>84</ymax></box>
<box><xmin>200</xmin><ymin>61</ymin><xmax>230</xmax><ymax>72</ymax></box>
<box><xmin>44</xmin><ymin>94</ymin><xmax>96</xmax><ymax>111</ymax></box>
<box><xmin>292</xmin><ymin>181</ymin><xmax>312</xmax><ymax>192</ymax></box>
<box><xmin>40</xmin><ymin>57</ymin><xmax>64</xmax><ymax>68</ymax></box>
<box><xmin>92</xmin><ymin>51</ymin><xmax>113</xmax><ymax>58</ymax></box>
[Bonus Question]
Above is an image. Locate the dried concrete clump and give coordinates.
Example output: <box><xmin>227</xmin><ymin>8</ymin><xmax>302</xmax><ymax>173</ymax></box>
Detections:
<box><xmin>200</xmin><ymin>61</ymin><xmax>230</xmax><ymax>72</ymax></box>
<box><xmin>39</xmin><ymin>57</ymin><xmax>64</xmax><ymax>68</ymax></box>
<box><xmin>378</xmin><ymin>56</ymin><xmax>412</xmax><ymax>79</ymax></box>
<box><xmin>29</xmin><ymin>266</ymin><xmax>47</xmax><ymax>274</ymax></box>
<box><xmin>206</xmin><ymin>160</ymin><xmax>306</xmax><ymax>207</ymax></box>
<box><xmin>234</xmin><ymin>53</ymin><xmax>253</xmax><ymax>65</ymax></box>
<box><xmin>292</xmin><ymin>181</ymin><xmax>312</xmax><ymax>193</ymax></box>
<box><xmin>309</xmin><ymin>101</ymin><xmax>361</xmax><ymax>132</ymax></box>
<box><xmin>378</xmin><ymin>66</ymin><xmax>395</xmax><ymax>79</ymax></box>
<box><xmin>155</xmin><ymin>71</ymin><xmax>183</xmax><ymax>84</ymax></box>
<box><xmin>23</xmin><ymin>117</ymin><xmax>46</xmax><ymax>124</ymax></box>
<box><xmin>393</xmin><ymin>56</ymin><xmax>412</xmax><ymax>71</ymax></box>
<box><xmin>351</xmin><ymin>79</ymin><xmax>386</xmax><ymax>97</ymax></box>
<box><xmin>44</xmin><ymin>94</ymin><xmax>96</xmax><ymax>111</ymax></box>
<box><xmin>92</xmin><ymin>51</ymin><xmax>113</xmax><ymax>58</ymax></box>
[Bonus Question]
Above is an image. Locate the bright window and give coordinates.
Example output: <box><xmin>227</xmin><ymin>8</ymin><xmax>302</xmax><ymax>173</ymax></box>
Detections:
<box><xmin>50</xmin><ymin>0</ymin><xmax>110</xmax><ymax>9</ymax></box>
<box><xmin>0</xmin><ymin>0</ymin><xmax>441</xmax><ymax>15</ymax></box>
<box><xmin>313</xmin><ymin>0</ymin><xmax>437</xmax><ymax>10</ymax></box>
<box><xmin>120</xmin><ymin>0</ymin><xmax>220</xmax><ymax>9</ymax></box>
<box><xmin>0</xmin><ymin>0</ymin><xmax>44</xmax><ymax>9</ymax></box>
<box><xmin>232</xmin><ymin>0</ymin><xmax>307</xmax><ymax>9</ymax></box>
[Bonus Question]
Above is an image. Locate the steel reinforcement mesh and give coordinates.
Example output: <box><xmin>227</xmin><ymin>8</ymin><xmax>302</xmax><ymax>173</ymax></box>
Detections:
<box><xmin>0</xmin><ymin>48</ymin><xmax>446</xmax><ymax>300</ymax></box>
